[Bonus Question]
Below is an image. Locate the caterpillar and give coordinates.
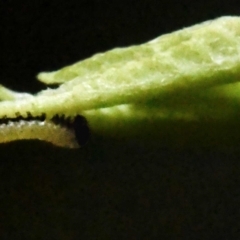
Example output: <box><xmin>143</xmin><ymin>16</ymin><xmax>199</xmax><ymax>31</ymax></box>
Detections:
<box><xmin>0</xmin><ymin>114</ymin><xmax>89</xmax><ymax>148</ymax></box>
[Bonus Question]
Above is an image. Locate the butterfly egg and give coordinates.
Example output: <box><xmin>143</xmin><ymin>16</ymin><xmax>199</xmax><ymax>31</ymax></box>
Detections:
<box><xmin>0</xmin><ymin>120</ymin><xmax>80</xmax><ymax>148</ymax></box>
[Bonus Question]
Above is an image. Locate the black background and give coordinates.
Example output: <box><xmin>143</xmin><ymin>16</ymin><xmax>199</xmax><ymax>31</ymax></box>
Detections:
<box><xmin>1</xmin><ymin>0</ymin><xmax>240</xmax><ymax>239</ymax></box>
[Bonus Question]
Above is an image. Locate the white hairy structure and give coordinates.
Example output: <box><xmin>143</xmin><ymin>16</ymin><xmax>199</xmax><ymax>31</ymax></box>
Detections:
<box><xmin>0</xmin><ymin>120</ymin><xmax>79</xmax><ymax>148</ymax></box>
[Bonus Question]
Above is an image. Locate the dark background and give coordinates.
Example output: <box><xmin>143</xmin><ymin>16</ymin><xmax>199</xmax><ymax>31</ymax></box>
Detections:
<box><xmin>1</xmin><ymin>0</ymin><xmax>240</xmax><ymax>239</ymax></box>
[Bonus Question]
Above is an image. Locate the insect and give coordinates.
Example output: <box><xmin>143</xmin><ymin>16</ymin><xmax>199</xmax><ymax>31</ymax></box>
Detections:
<box><xmin>1</xmin><ymin>16</ymin><xmax>240</xmax><ymax>148</ymax></box>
